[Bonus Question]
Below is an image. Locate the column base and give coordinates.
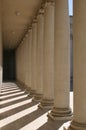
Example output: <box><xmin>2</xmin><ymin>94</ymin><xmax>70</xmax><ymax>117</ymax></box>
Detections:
<box><xmin>24</xmin><ymin>86</ymin><xmax>31</xmax><ymax>94</ymax></box>
<box><xmin>29</xmin><ymin>90</ymin><xmax>36</xmax><ymax>97</ymax></box>
<box><xmin>38</xmin><ymin>99</ymin><xmax>54</xmax><ymax>109</ymax></box>
<box><xmin>32</xmin><ymin>93</ymin><xmax>43</xmax><ymax>102</ymax></box>
<box><xmin>16</xmin><ymin>80</ymin><xmax>25</xmax><ymax>90</ymax></box>
<box><xmin>66</xmin><ymin>121</ymin><xmax>86</xmax><ymax>130</ymax></box>
<box><xmin>48</xmin><ymin>107</ymin><xmax>72</xmax><ymax>121</ymax></box>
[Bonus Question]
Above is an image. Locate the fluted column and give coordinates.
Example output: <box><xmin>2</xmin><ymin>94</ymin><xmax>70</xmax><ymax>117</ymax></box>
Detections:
<box><xmin>48</xmin><ymin>0</ymin><xmax>72</xmax><ymax>120</ymax></box>
<box><xmin>24</xmin><ymin>34</ymin><xmax>30</xmax><ymax>91</ymax></box>
<box><xmin>21</xmin><ymin>39</ymin><xmax>26</xmax><ymax>86</ymax></box>
<box><xmin>68</xmin><ymin>0</ymin><xmax>86</xmax><ymax>130</ymax></box>
<box><xmin>0</xmin><ymin>1</ymin><xmax>2</xmax><ymax>93</ymax></box>
<box><xmin>25</xmin><ymin>28</ymin><xmax>32</xmax><ymax>93</ymax></box>
<box><xmin>33</xmin><ymin>9</ymin><xmax>44</xmax><ymax>101</ymax></box>
<box><xmin>27</xmin><ymin>28</ymin><xmax>32</xmax><ymax>92</ymax></box>
<box><xmin>30</xmin><ymin>19</ymin><xmax>37</xmax><ymax>96</ymax></box>
<box><xmin>39</xmin><ymin>0</ymin><xmax>54</xmax><ymax>108</ymax></box>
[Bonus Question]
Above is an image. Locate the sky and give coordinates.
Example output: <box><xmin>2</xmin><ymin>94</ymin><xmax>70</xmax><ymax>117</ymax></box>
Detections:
<box><xmin>68</xmin><ymin>0</ymin><xmax>73</xmax><ymax>16</ymax></box>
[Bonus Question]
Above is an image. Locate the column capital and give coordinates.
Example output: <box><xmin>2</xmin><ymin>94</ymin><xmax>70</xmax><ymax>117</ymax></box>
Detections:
<box><xmin>23</xmin><ymin>37</ymin><xmax>26</xmax><ymax>41</ymax></box>
<box><xmin>29</xmin><ymin>25</ymin><xmax>32</xmax><ymax>30</ymax></box>
<box><xmin>38</xmin><ymin>8</ymin><xmax>44</xmax><ymax>16</ymax></box>
<box><xmin>46</xmin><ymin>0</ymin><xmax>55</xmax><ymax>6</ymax></box>
<box><xmin>27</xmin><ymin>25</ymin><xmax>32</xmax><ymax>33</ymax></box>
<box><xmin>32</xmin><ymin>17</ymin><xmax>37</xmax><ymax>24</ymax></box>
<box><xmin>42</xmin><ymin>0</ymin><xmax>55</xmax><ymax>9</ymax></box>
<box><xmin>25</xmin><ymin>33</ymin><xmax>29</xmax><ymax>38</ymax></box>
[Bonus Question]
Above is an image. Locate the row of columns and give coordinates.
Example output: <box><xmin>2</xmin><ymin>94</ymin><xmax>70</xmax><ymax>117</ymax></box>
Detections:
<box><xmin>16</xmin><ymin>0</ymin><xmax>86</xmax><ymax>129</ymax></box>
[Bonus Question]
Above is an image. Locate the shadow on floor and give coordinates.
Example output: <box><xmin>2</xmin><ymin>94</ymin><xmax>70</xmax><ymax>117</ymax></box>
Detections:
<box><xmin>0</xmin><ymin>82</ymin><xmax>69</xmax><ymax>130</ymax></box>
<box><xmin>37</xmin><ymin>119</ymin><xmax>67</xmax><ymax>130</ymax></box>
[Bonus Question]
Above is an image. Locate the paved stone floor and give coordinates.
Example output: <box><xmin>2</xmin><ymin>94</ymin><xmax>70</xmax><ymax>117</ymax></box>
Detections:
<box><xmin>0</xmin><ymin>82</ymin><xmax>73</xmax><ymax>130</ymax></box>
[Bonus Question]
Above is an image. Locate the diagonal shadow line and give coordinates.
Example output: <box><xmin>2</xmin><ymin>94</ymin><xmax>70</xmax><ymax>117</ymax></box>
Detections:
<box><xmin>0</xmin><ymin>96</ymin><xmax>30</xmax><ymax>108</ymax></box>
<box><xmin>1</xmin><ymin>108</ymin><xmax>50</xmax><ymax>130</ymax></box>
<box><xmin>0</xmin><ymin>100</ymin><xmax>37</xmax><ymax>120</ymax></box>
<box><xmin>0</xmin><ymin>93</ymin><xmax>26</xmax><ymax>101</ymax></box>
<box><xmin>37</xmin><ymin>119</ymin><xmax>67</xmax><ymax>130</ymax></box>
<box><xmin>0</xmin><ymin>90</ymin><xmax>23</xmax><ymax>97</ymax></box>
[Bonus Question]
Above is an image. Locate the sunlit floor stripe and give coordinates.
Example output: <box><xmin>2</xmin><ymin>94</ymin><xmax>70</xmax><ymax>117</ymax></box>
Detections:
<box><xmin>0</xmin><ymin>91</ymin><xmax>25</xmax><ymax>99</ymax></box>
<box><xmin>2</xmin><ymin>84</ymin><xmax>18</xmax><ymax>88</ymax></box>
<box><xmin>1</xmin><ymin>88</ymin><xmax>19</xmax><ymax>92</ymax></box>
<box><xmin>2</xmin><ymin>85</ymin><xmax>18</xmax><ymax>88</ymax></box>
<box><xmin>2</xmin><ymin>83</ymin><xmax>17</xmax><ymax>86</ymax></box>
<box><xmin>1</xmin><ymin>86</ymin><xmax>18</xmax><ymax>89</ymax></box>
<box><xmin>0</xmin><ymin>89</ymin><xmax>21</xmax><ymax>95</ymax></box>
<box><xmin>0</xmin><ymin>98</ymin><xmax>32</xmax><ymax>113</ymax></box>
<box><xmin>0</xmin><ymin>104</ymin><xmax>38</xmax><ymax>127</ymax></box>
<box><xmin>20</xmin><ymin>112</ymin><xmax>48</xmax><ymax>130</ymax></box>
<box><xmin>0</xmin><ymin>94</ymin><xmax>28</xmax><ymax>105</ymax></box>
<box><xmin>59</xmin><ymin>121</ymin><xmax>71</xmax><ymax>130</ymax></box>
<box><xmin>1</xmin><ymin>87</ymin><xmax>19</xmax><ymax>90</ymax></box>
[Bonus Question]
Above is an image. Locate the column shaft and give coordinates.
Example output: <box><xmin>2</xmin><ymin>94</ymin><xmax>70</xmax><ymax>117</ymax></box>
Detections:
<box><xmin>16</xmin><ymin>41</ymin><xmax>26</xmax><ymax>89</ymax></box>
<box><xmin>30</xmin><ymin>20</ymin><xmax>37</xmax><ymax>96</ymax></box>
<box><xmin>48</xmin><ymin>0</ymin><xmax>72</xmax><ymax>120</ymax></box>
<box><xmin>33</xmin><ymin>10</ymin><xmax>44</xmax><ymax>101</ymax></box>
<box><xmin>27</xmin><ymin>29</ymin><xmax>32</xmax><ymax>92</ymax></box>
<box><xmin>21</xmin><ymin>40</ymin><xmax>26</xmax><ymax>86</ymax></box>
<box><xmin>39</xmin><ymin>1</ymin><xmax>54</xmax><ymax>108</ymax></box>
<box><xmin>68</xmin><ymin>0</ymin><xmax>86</xmax><ymax>129</ymax></box>
<box><xmin>24</xmin><ymin>35</ymin><xmax>30</xmax><ymax>91</ymax></box>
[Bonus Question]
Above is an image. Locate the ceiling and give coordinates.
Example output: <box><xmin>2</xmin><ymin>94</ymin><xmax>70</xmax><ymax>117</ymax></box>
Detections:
<box><xmin>2</xmin><ymin>0</ymin><xmax>42</xmax><ymax>49</ymax></box>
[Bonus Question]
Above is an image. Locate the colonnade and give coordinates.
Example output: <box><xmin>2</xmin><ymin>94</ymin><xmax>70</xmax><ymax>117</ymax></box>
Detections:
<box><xmin>15</xmin><ymin>0</ymin><xmax>86</xmax><ymax>129</ymax></box>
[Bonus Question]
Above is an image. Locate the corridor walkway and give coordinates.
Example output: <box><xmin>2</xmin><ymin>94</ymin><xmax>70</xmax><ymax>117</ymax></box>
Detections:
<box><xmin>0</xmin><ymin>83</ymin><xmax>73</xmax><ymax>130</ymax></box>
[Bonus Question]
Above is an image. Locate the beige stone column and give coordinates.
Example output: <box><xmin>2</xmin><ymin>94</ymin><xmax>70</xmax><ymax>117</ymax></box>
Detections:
<box><xmin>27</xmin><ymin>28</ymin><xmax>32</xmax><ymax>91</ymax></box>
<box><xmin>0</xmin><ymin>1</ymin><xmax>2</xmax><ymax>93</ymax></box>
<box><xmin>48</xmin><ymin>0</ymin><xmax>72</xmax><ymax>120</ymax></box>
<box><xmin>33</xmin><ymin>9</ymin><xmax>44</xmax><ymax>101</ymax></box>
<box><xmin>68</xmin><ymin>0</ymin><xmax>86</xmax><ymax>130</ymax></box>
<box><xmin>16</xmin><ymin>41</ymin><xmax>25</xmax><ymax>89</ymax></box>
<box><xmin>16</xmin><ymin>41</ymin><xmax>24</xmax><ymax>88</ymax></box>
<box><xmin>24</xmin><ymin>35</ymin><xmax>29</xmax><ymax>90</ymax></box>
<box><xmin>39</xmin><ymin>0</ymin><xmax>54</xmax><ymax>108</ymax></box>
<box><xmin>25</xmin><ymin>28</ymin><xmax>32</xmax><ymax>92</ymax></box>
<box><xmin>21</xmin><ymin>39</ymin><xmax>26</xmax><ymax>86</ymax></box>
<box><xmin>30</xmin><ymin>19</ymin><xmax>37</xmax><ymax>96</ymax></box>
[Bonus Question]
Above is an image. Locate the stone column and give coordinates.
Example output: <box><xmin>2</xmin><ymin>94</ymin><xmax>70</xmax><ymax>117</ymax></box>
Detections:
<box><xmin>30</xmin><ymin>19</ymin><xmax>37</xmax><ymax>96</ymax></box>
<box><xmin>39</xmin><ymin>0</ymin><xmax>54</xmax><ymax>108</ymax></box>
<box><xmin>0</xmin><ymin>1</ymin><xmax>2</xmax><ymax>93</ymax></box>
<box><xmin>27</xmin><ymin>28</ymin><xmax>32</xmax><ymax>92</ymax></box>
<box><xmin>17</xmin><ymin>40</ymin><xmax>26</xmax><ymax>89</ymax></box>
<box><xmin>48</xmin><ymin>0</ymin><xmax>72</xmax><ymax>120</ymax></box>
<box><xmin>33</xmin><ymin>9</ymin><xmax>44</xmax><ymax>102</ymax></box>
<box><xmin>21</xmin><ymin>39</ymin><xmax>26</xmax><ymax>86</ymax></box>
<box><xmin>68</xmin><ymin>0</ymin><xmax>86</xmax><ymax>130</ymax></box>
<box><xmin>25</xmin><ymin>28</ymin><xmax>32</xmax><ymax>93</ymax></box>
<box><xmin>24</xmin><ymin>34</ymin><xmax>29</xmax><ymax>91</ymax></box>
